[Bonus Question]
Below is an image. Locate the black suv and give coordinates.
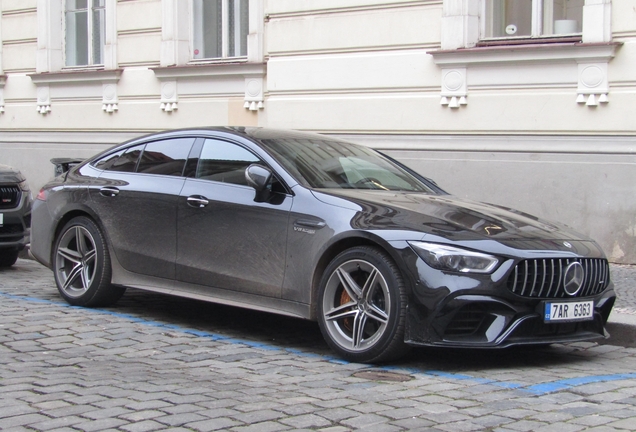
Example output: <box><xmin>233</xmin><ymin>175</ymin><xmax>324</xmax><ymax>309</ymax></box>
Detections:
<box><xmin>0</xmin><ymin>164</ymin><xmax>32</xmax><ymax>267</ymax></box>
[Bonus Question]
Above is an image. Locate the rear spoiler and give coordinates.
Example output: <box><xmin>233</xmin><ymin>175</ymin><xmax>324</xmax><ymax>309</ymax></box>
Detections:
<box><xmin>50</xmin><ymin>158</ymin><xmax>85</xmax><ymax>176</ymax></box>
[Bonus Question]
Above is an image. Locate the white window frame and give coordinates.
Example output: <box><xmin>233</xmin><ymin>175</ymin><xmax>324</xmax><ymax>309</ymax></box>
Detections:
<box><xmin>481</xmin><ymin>0</ymin><xmax>584</xmax><ymax>41</ymax></box>
<box><xmin>440</xmin><ymin>0</ymin><xmax>611</xmax><ymax>51</ymax></box>
<box><xmin>37</xmin><ymin>0</ymin><xmax>117</xmax><ymax>73</ymax></box>
<box><xmin>192</xmin><ymin>0</ymin><xmax>249</xmax><ymax>60</ymax></box>
<box><xmin>157</xmin><ymin>0</ymin><xmax>265</xmax><ymax>113</ymax></box>
<box><xmin>65</xmin><ymin>0</ymin><xmax>107</xmax><ymax>67</ymax></box>
<box><xmin>161</xmin><ymin>0</ymin><xmax>263</xmax><ymax>67</ymax></box>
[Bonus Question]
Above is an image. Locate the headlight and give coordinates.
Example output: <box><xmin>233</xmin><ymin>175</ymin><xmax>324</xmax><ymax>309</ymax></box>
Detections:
<box><xmin>408</xmin><ymin>241</ymin><xmax>499</xmax><ymax>274</ymax></box>
<box><xmin>19</xmin><ymin>179</ymin><xmax>30</xmax><ymax>192</ymax></box>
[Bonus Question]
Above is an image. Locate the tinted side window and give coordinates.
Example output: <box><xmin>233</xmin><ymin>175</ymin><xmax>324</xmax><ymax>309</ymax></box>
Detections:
<box><xmin>196</xmin><ymin>139</ymin><xmax>260</xmax><ymax>186</ymax></box>
<box><xmin>137</xmin><ymin>138</ymin><xmax>194</xmax><ymax>176</ymax></box>
<box><xmin>104</xmin><ymin>145</ymin><xmax>144</xmax><ymax>172</ymax></box>
<box><xmin>94</xmin><ymin>149</ymin><xmax>125</xmax><ymax>171</ymax></box>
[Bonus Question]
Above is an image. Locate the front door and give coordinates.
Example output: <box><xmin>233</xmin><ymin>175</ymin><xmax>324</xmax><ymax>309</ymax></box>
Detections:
<box><xmin>176</xmin><ymin>138</ymin><xmax>292</xmax><ymax>297</ymax></box>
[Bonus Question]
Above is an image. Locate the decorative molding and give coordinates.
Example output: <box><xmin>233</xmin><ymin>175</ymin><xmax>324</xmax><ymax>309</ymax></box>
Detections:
<box><xmin>37</xmin><ymin>85</ymin><xmax>51</xmax><ymax>115</ymax></box>
<box><xmin>244</xmin><ymin>77</ymin><xmax>264</xmax><ymax>111</ymax></box>
<box><xmin>152</xmin><ymin>63</ymin><xmax>266</xmax><ymax>112</ymax></box>
<box><xmin>431</xmin><ymin>43</ymin><xmax>619</xmax><ymax>108</ymax></box>
<box><xmin>102</xmin><ymin>83</ymin><xmax>119</xmax><ymax>113</ymax></box>
<box><xmin>160</xmin><ymin>80</ymin><xmax>178</xmax><ymax>112</ymax></box>
<box><xmin>29</xmin><ymin>70</ymin><xmax>122</xmax><ymax>114</ymax></box>
<box><xmin>0</xmin><ymin>76</ymin><xmax>6</xmax><ymax>114</ymax></box>
<box><xmin>440</xmin><ymin>68</ymin><xmax>467</xmax><ymax>109</ymax></box>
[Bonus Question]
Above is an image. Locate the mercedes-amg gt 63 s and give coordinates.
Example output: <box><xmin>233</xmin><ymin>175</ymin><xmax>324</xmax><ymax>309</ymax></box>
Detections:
<box><xmin>31</xmin><ymin>128</ymin><xmax>615</xmax><ymax>362</ymax></box>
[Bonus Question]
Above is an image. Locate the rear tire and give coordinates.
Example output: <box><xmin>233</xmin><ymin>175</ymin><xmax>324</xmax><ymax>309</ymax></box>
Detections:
<box><xmin>318</xmin><ymin>246</ymin><xmax>410</xmax><ymax>363</ymax></box>
<box><xmin>0</xmin><ymin>250</ymin><xmax>19</xmax><ymax>268</ymax></box>
<box><xmin>53</xmin><ymin>216</ymin><xmax>125</xmax><ymax>307</ymax></box>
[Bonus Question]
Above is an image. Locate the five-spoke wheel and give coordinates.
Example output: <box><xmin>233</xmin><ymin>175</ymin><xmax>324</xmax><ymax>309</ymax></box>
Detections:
<box><xmin>318</xmin><ymin>247</ymin><xmax>408</xmax><ymax>363</ymax></box>
<box><xmin>53</xmin><ymin>217</ymin><xmax>124</xmax><ymax>306</ymax></box>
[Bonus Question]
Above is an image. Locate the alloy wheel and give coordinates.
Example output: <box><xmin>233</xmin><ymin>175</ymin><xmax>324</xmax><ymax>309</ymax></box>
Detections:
<box><xmin>322</xmin><ymin>259</ymin><xmax>391</xmax><ymax>352</ymax></box>
<box><xmin>55</xmin><ymin>225</ymin><xmax>98</xmax><ymax>298</ymax></box>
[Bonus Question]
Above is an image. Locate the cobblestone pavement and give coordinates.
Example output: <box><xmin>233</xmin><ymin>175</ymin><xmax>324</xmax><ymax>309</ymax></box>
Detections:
<box><xmin>1</xmin><ymin>259</ymin><xmax>636</xmax><ymax>432</ymax></box>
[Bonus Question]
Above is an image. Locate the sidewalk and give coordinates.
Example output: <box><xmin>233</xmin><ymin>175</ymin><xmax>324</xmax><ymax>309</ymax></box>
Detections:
<box><xmin>601</xmin><ymin>264</ymin><xmax>636</xmax><ymax>347</ymax></box>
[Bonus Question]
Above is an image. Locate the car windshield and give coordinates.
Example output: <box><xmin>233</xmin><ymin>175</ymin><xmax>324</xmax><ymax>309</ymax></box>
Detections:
<box><xmin>262</xmin><ymin>137</ymin><xmax>433</xmax><ymax>192</ymax></box>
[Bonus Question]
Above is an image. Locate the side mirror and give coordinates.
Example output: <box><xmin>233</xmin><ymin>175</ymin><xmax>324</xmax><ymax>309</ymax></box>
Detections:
<box><xmin>245</xmin><ymin>164</ymin><xmax>273</xmax><ymax>202</ymax></box>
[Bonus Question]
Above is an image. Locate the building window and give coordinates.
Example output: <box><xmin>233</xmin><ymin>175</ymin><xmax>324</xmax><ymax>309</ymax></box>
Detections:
<box><xmin>65</xmin><ymin>0</ymin><xmax>105</xmax><ymax>66</ymax></box>
<box><xmin>192</xmin><ymin>0</ymin><xmax>249</xmax><ymax>60</ymax></box>
<box><xmin>483</xmin><ymin>0</ymin><xmax>583</xmax><ymax>39</ymax></box>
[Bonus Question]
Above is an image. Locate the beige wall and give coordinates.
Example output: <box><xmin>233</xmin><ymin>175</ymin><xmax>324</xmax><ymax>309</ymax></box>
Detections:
<box><xmin>0</xmin><ymin>0</ymin><xmax>635</xmax><ymax>263</ymax></box>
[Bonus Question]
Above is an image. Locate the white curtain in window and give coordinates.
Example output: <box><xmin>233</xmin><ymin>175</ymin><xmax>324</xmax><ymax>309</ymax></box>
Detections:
<box><xmin>192</xmin><ymin>0</ymin><xmax>248</xmax><ymax>60</ymax></box>
<box><xmin>65</xmin><ymin>0</ymin><xmax>105</xmax><ymax>66</ymax></box>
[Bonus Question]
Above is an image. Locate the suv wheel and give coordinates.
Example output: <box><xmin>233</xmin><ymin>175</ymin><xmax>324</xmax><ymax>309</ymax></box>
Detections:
<box><xmin>0</xmin><ymin>250</ymin><xmax>19</xmax><ymax>268</ymax></box>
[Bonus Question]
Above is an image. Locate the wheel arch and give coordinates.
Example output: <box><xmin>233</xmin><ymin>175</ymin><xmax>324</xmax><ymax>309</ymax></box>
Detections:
<box><xmin>308</xmin><ymin>232</ymin><xmax>413</xmax><ymax>321</ymax></box>
<box><xmin>50</xmin><ymin>207</ymin><xmax>108</xmax><ymax>265</ymax></box>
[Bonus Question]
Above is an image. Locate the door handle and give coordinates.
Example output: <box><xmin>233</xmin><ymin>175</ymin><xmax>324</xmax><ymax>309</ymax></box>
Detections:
<box><xmin>99</xmin><ymin>187</ymin><xmax>119</xmax><ymax>197</ymax></box>
<box><xmin>187</xmin><ymin>195</ymin><xmax>209</xmax><ymax>208</ymax></box>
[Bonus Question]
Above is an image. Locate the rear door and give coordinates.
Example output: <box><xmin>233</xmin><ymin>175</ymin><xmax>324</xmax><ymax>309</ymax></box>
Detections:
<box><xmin>89</xmin><ymin>137</ymin><xmax>195</xmax><ymax>279</ymax></box>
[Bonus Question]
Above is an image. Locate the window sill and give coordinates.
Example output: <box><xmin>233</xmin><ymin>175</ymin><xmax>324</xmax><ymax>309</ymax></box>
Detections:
<box><xmin>476</xmin><ymin>35</ymin><xmax>582</xmax><ymax>47</ymax></box>
<box><xmin>188</xmin><ymin>56</ymin><xmax>248</xmax><ymax>65</ymax></box>
<box><xmin>151</xmin><ymin>62</ymin><xmax>265</xmax><ymax>80</ymax></box>
<box><xmin>29</xmin><ymin>69</ymin><xmax>122</xmax><ymax>85</ymax></box>
<box><xmin>430</xmin><ymin>42</ymin><xmax>621</xmax><ymax>66</ymax></box>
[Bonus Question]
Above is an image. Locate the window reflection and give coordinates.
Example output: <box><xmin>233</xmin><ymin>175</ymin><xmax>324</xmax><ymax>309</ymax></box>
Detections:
<box><xmin>196</xmin><ymin>139</ymin><xmax>260</xmax><ymax>185</ymax></box>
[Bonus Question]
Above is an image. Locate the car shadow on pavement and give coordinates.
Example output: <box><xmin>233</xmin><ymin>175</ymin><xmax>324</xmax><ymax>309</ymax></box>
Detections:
<box><xmin>106</xmin><ymin>288</ymin><xmax>617</xmax><ymax>371</ymax></box>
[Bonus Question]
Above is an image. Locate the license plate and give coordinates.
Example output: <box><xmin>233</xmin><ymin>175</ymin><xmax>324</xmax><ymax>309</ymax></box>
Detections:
<box><xmin>544</xmin><ymin>301</ymin><xmax>594</xmax><ymax>322</ymax></box>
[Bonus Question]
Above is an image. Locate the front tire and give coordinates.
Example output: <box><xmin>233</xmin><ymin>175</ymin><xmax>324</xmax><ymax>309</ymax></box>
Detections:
<box><xmin>318</xmin><ymin>246</ymin><xmax>409</xmax><ymax>363</ymax></box>
<box><xmin>53</xmin><ymin>216</ymin><xmax>125</xmax><ymax>307</ymax></box>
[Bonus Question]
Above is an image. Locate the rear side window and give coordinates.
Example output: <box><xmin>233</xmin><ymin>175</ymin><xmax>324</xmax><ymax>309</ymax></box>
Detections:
<box><xmin>137</xmin><ymin>138</ymin><xmax>194</xmax><ymax>176</ymax></box>
<box><xmin>94</xmin><ymin>144</ymin><xmax>144</xmax><ymax>172</ymax></box>
<box><xmin>93</xmin><ymin>138</ymin><xmax>195</xmax><ymax>176</ymax></box>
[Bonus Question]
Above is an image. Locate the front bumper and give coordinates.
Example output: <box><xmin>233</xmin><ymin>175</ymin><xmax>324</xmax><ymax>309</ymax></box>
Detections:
<box><xmin>405</xmin><ymin>288</ymin><xmax>615</xmax><ymax>348</ymax></box>
<box><xmin>396</xmin><ymin>241</ymin><xmax>617</xmax><ymax>348</ymax></box>
<box><xmin>0</xmin><ymin>202</ymin><xmax>31</xmax><ymax>252</ymax></box>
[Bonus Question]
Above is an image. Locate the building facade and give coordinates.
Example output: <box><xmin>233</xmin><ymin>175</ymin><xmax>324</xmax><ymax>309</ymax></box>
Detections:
<box><xmin>1</xmin><ymin>0</ymin><xmax>635</xmax><ymax>263</ymax></box>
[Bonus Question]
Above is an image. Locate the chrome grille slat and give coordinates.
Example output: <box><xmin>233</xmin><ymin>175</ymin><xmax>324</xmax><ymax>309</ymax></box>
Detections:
<box><xmin>583</xmin><ymin>260</ymin><xmax>593</xmax><ymax>297</ymax></box>
<box><xmin>520</xmin><ymin>261</ymin><xmax>529</xmax><ymax>296</ymax></box>
<box><xmin>537</xmin><ymin>259</ymin><xmax>547</xmax><ymax>297</ymax></box>
<box><xmin>506</xmin><ymin>258</ymin><xmax>610</xmax><ymax>299</ymax></box>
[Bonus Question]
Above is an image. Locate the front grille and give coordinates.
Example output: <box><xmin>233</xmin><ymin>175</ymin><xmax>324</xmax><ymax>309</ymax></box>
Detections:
<box><xmin>507</xmin><ymin>258</ymin><xmax>610</xmax><ymax>299</ymax></box>
<box><xmin>0</xmin><ymin>223</ymin><xmax>24</xmax><ymax>241</ymax></box>
<box><xmin>0</xmin><ymin>185</ymin><xmax>21</xmax><ymax>209</ymax></box>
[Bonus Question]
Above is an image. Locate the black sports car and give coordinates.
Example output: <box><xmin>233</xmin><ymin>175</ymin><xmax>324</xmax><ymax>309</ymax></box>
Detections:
<box><xmin>31</xmin><ymin>128</ymin><xmax>615</xmax><ymax>362</ymax></box>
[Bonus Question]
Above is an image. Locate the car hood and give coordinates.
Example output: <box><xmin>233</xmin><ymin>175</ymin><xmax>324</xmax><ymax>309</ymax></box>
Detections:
<box><xmin>313</xmin><ymin>189</ymin><xmax>591</xmax><ymax>242</ymax></box>
<box><xmin>0</xmin><ymin>164</ymin><xmax>25</xmax><ymax>184</ymax></box>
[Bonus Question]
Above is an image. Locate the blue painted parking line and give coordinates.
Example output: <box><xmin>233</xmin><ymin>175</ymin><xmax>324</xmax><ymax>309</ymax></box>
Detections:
<box><xmin>2</xmin><ymin>291</ymin><xmax>635</xmax><ymax>396</ymax></box>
